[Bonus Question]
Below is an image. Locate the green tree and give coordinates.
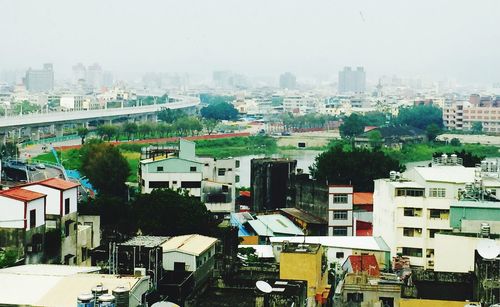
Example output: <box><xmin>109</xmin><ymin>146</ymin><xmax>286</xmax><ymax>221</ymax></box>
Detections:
<box><xmin>310</xmin><ymin>144</ymin><xmax>402</xmax><ymax>192</ymax></box>
<box><xmin>471</xmin><ymin>122</ymin><xmax>483</xmax><ymax>134</ymax></box>
<box><xmin>367</xmin><ymin>130</ymin><xmax>383</xmax><ymax>150</ymax></box>
<box><xmin>137</xmin><ymin>123</ymin><xmax>153</xmax><ymax>139</ymax></box>
<box><xmin>122</xmin><ymin>122</ymin><xmax>138</xmax><ymax>141</ymax></box>
<box><xmin>0</xmin><ymin>142</ymin><xmax>19</xmax><ymax>160</ymax></box>
<box><xmin>157</xmin><ymin>108</ymin><xmax>187</xmax><ymax>123</ymax></box>
<box><xmin>450</xmin><ymin>138</ymin><xmax>461</xmax><ymax>146</ymax></box>
<box><xmin>425</xmin><ymin>123</ymin><xmax>441</xmax><ymax>142</ymax></box>
<box><xmin>77</xmin><ymin>127</ymin><xmax>89</xmax><ymax>144</ymax></box>
<box><xmin>131</xmin><ymin>189</ymin><xmax>216</xmax><ymax>236</ymax></box>
<box><xmin>13</xmin><ymin>100</ymin><xmax>41</xmax><ymax>115</ymax></box>
<box><xmin>200</xmin><ymin>102</ymin><xmax>238</xmax><ymax>120</ymax></box>
<box><xmin>80</xmin><ymin>141</ymin><xmax>130</xmax><ymax>197</ymax></box>
<box><xmin>203</xmin><ymin>118</ymin><xmax>219</xmax><ymax>135</ymax></box>
<box><xmin>395</xmin><ymin>105</ymin><xmax>443</xmax><ymax>130</ymax></box>
<box><xmin>339</xmin><ymin>114</ymin><xmax>366</xmax><ymax>139</ymax></box>
<box><xmin>96</xmin><ymin>125</ymin><xmax>117</xmax><ymax>141</ymax></box>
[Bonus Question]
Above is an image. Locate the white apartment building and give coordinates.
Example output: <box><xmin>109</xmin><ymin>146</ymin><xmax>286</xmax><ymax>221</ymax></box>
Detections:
<box><xmin>373</xmin><ymin>156</ymin><xmax>500</xmax><ymax>269</ymax></box>
<box><xmin>139</xmin><ymin>139</ymin><xmax>238</xmax><ymax>214</ymax></box>
<box><xmin>443</xmin><ymin>96</ymin><xmax>500</xmax><ymax>133</ymax></box>
<box><xmin>328</xmin><ymin>185</ymin><xmax>354</xmax><ymax>236</ymax></box>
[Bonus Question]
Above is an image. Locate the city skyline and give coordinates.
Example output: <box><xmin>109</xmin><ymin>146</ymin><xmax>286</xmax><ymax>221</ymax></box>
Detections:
<box><xmin>1</xmin><ymin>0</ymin><xmax>500</xmax><ymax>84</ymax></box>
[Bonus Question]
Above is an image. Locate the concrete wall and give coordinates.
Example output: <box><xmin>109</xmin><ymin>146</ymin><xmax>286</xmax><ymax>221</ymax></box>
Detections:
<box><xmin>0</xmin><ymin>196</ymin><xmax>25</xmax><ymax>228</ymax></box>
<box><xmin>27</xmin><ymin>197</ymin><xmax>45</xmax><ymax>230</ymax></box>
<box><xmin>163</xmin><ymin>251</ymin><xmax>197</xmax><ymax>272</ymax></box>
<box><xmin>62</xmin><ymin>187</ymin><xmax>78</xmax><ymax>215</ymax></box>
<box><xmin>22</xmin><ymin>185</ymin><xmax>61</xmax><ymax>215</ymax></box>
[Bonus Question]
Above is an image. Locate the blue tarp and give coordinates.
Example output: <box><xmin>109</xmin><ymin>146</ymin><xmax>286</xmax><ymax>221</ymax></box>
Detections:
<box><xmin>66</xmin><ymin>169</ymin><xmax>97</xmax><ymax>194</ymax></box>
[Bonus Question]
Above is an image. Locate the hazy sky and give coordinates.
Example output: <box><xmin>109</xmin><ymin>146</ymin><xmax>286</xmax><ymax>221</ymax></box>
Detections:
<box><xmin>1</xmin><ymin>0</ymin><xmax>499</xmax><ymax>83</ymax></box>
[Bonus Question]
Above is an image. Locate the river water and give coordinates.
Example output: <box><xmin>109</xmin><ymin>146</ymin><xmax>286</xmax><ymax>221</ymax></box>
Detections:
<box><xmin>235</xmin><ymin>150</ymin><xmax>322</xmax><ymax>187</ymax></box>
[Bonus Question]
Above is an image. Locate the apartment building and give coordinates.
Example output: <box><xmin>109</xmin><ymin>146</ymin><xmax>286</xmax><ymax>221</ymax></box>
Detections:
<box><xmin>373</xmin><ymin>156</ymin><xmax>500</xmax><ymax>269</ymax></box>
<box><xmin>443</xmin><ymin>95</ymin><xmax>500</xmax><ymax>133</ymax></box>
<box><xmin>328</xmin><ymin>186</ymin><xmax>354</xmax><ymax>236</ymax></box>
<box><xmin>139</xmin><ymin>139</ymin><xmax>238</xmax><ymax>214</ymax></box>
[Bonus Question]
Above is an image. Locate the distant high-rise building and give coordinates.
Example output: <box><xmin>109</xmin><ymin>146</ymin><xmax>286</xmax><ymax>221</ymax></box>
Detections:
<box><xmin>338</xmin><ymin>66</ymin><xmax>366</xmax><ymax>94</ymax></box>
<box><xmin>212</xmin><ymin>70</ymin><xmax>233</xmax><ymax>88</ymax></box>
<box><xmin>24</xmin><ymin>63</ymin><xmax>54</xmax><ymax>93</ymax></box>
<box><xmin>72</xmin><ymin>63</ymin><xmax>86</xmax><ymax>84</ymax></box>
<box><xmin>102</xmin><ymin>71</ymin><xmax>114</xmax><ymax>88</ymax></box>
<box><xmin>86</xmin><ymin>63</ymin><xmax>103</xmax><ymax>90</ymax></box>
<box><xmin>279</xmin><ymin>72</ymin><xmax>297</xmax><ymax>89</ymax></box>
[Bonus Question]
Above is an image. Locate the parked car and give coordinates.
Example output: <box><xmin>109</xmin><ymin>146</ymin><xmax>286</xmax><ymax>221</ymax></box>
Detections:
<box><xmin>36</xmin><ymin>163</ymin><xmax>46</xmax><ymax>169</ymax></box>
<box><xmin>27</xmin><ymin>165</ymin><xmax>36</xmax><ymax>171</ymax></box>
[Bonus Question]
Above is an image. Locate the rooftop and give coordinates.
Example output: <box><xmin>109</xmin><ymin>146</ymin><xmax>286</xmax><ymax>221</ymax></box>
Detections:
<box><xmin>353</xmin><ymin>192</ymin><xmax>373</xmax><ymax>205</ymax></box>
<box><xmin>279</xmin><ymin>208</ymin><xmax>327</xmax><ymax>224</ymax></box>
<box><xmin>38</xmin><ymin>177</ymin><xmax>80</xmax><ymax>190</ymax></box>
<box><xmin>343</xmin><ymin>255</ymin><xmax>380</xmax><ymax>277</ymax></box>
<box><xmin>270</xmin><ymin>236</ymin><xmax>390</xmax><ymax>252</ymax></box>
<box><xmin>0</xmin><ymin>188</ymin><xmax>46</xmax><ymax>202</ymax></box>
<box><xmin>161</xmin><ymin>234</ymin><xmax>218</xmax><ymax>256</ymax></box>
<box><xmin>0</xmin><ymin>265</ymin><xmax>146</xmax><ymax>307</ymax></box>
<box><xmin>412</xmin><ymin>166</ymin><xmax>475</xmax><ymax>183</ymax></box>
<box><xmin>452</xmin><ymin>200</ymin><xmax>500</xmax><ymax>210</ymax></box>
<box><xmin>248</xmin><ymin>214</ymin><xmax>304</xmax><ymax>237</ymax></box>
<box><xmin>282</xmin><ymin>242</ymin><xmax>321</xmax><ymax>254</ymax></box>
<box><xmin>120</xmin><ymin>235</ymin><xmax>170</xmax><ymax>248</ymax></box>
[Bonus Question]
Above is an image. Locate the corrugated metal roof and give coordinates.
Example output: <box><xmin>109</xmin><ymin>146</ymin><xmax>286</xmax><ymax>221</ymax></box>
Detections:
<box><xmin>279</xmin><ymin>208</ymin><xmax>327</xmax><ymax>224</ymax></box>
<box><xmin>120</xmin><ymin>235</ymin><xmax>170</xmax><ymax>247</ymax></box>
<box><xmin>270</xmin><ymin>236</ymin><xmax>390</xmax><ymax>252</ymax></box>
<box><xmin>343</xmin><ymin>255</ymin><xmax>380</xmax><ymax>276</ymax></box>
<box><xmin>412</xmin><ymin>166</ymin><xmax>475</xmax><ymax>183</ymax></box>
<box><xmin>248</xmin><ymin>214</ymin><xmax>304</xmax><ymax>236</ymax></box>
<box><xmin>161</xmin><ymin>234</ymin><xmax>218</xmax><ymax>256</ymax></box>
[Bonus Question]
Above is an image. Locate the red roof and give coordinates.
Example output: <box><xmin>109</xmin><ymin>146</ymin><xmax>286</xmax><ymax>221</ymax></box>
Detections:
<box><xmin>239</xmin><ymin>191</ymin><xmax>251</xmax><ymax>197</ymax></box>
<box><xmin>353</xmin><ymin>192</ymin><xmax>373</xmax><ymax>205</ymax></box>
<box><xmin>0</xmin><ymin>188</ymin><xmax>46</xmax><ymax>202</ymax></box>
<box><xmin>346</xmin><ymin>255</ymin><xmax>380</xmax><ymax>276</ymax></box>
<box><xmin>356</xmin><ymin>220</ymin><xmax>373</xmax><ymax>236</ymax></box>
<box><xmin>364</xmin><ymin>126</ymin><xmax>378</xmax><ymax>132</ymax></box>
<box><xmin>38</xmin><ymin>178</ymin><xmax>79</xmax><ymax>190</ymax></box>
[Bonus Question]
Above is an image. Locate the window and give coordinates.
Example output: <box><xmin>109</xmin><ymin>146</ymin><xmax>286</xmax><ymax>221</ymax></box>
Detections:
<box><xmin>396</xmin><ymin>188</ymin><xmax>424</xmax><ymax>197</ymax></box>
<box><xmin>218</xmin><ymin>168</ymin><xmax>226</xmax><ymax>176</ymax></box>
<box><xmin>190</xmin><ymin>166</ymin><xmax>197</xmax><ymax>172</ymax></box>
<box><xmin>222</xmin><ymin>185</ymin><xmax>229</xmax><ymax>192</ymax></box>
<box><xmin>428</xmin><ymin>229</ymin><xmax>440</xmax><ymax>238</ymax></box>
<box><xmin>235</xmin><ymin>175</ymin><xmax>240</xmax><ymax>183</ymax></box>
<box><xmin>332</xmin><ymin>194</ymin><xmax>348</xmax><ymax>203</ymax></box>
<box><xmin>235</xmin><ymin>160</ymin><xmax>240</xmax><ymax>168</ymax></box>
<box><xmin>332</xmin><ymin>210</ymin><xmax>348</xmax><ymax>220</ymax></box>
<box><xmin>64</xmin><ymin>198</ymin><xmax>70</xmax><ymax>215</ymax></box>
<box><xmin>429</xmin><ymin>209</ymin><xmax>449</xmax><ymax>219</ymax></box>
<box><xmin>29</xmin><ymin>209</ymin><xmax>36</xmax><ymax>229</ymax></box>
<box><xmin>347</xmin><ymin>293</ymin><xmax>364</xmax><ymax>303</ymax></box>
<box><xmin>426</xmin><ymin>249</ymin><xmax>435</xmax><ymax>258</ymax></box>
<box><xmin>404</xmin><ymin>208</ymin><xmax>422</xmax><ymax>217</ymax></box>
<box><xmin>332</xmin><ymin>227</ymin><xmax>348</xmax><ymax>236</ymax></box>
<box><xmin>181</xmin><ymin>181</ymin><xmax>201</xmax><ymax>188</ymax></box>
<box><xmin>65</xmin><ymin>220</ymin><xmax>72</xmax><ymax>237</ymax></box>
<box><xmin>401</xmin><ymin>247</ymin><xmax>422</xmax><ymax>257</ymax></box>
<box><xmin>403</xmin><ymin>227</ymin><xmax>422</xmax><ymax>237</ymax></box>
<box><xmin>156</xmin><ymin>166</ymin><xmax>164</xmax><ymax>172</ymax></box>
<box><xmin>336</xmin><ymin>252</ymin><xmax>344</xmax><ymax>259</ymax></box>
<box><xmin>429</xmin><ymin>188</ymin><xmax>446</xmax><ymax>198</ymax></box>
<box><xmin>149</xmin><ymin>181</ymin><xmax>169</xmax><ymax>189</ymax></box>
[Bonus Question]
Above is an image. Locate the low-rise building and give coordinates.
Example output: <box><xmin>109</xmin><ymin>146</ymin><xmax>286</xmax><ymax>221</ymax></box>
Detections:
<box><xmin>328</xmin><ymin>185</ymin><xmax>354</xmax><ymax>236</ymax></box>
<box><xmin>279</xmin><ymin>242</ymin><xmax>331</xmax><ymax>306</ymax></box>
<box><xmin>0</xmin><ymin>188</ymin><xmax>46</xmax><ymax>264</ymax></box>
<box><xmin>139</xmin><ymin>139</ymin><xmax>237</xmax><ymax>214</ymax></box>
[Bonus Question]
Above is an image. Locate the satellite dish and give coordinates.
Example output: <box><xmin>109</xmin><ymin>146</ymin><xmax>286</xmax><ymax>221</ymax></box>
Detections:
<box><xmin>477</xmin><ymin>239</ymin><xmax>500</xmax><ymax>260</ymax></box>
<box><xmin>256</xmin><ymin>280</ymin><xmax>273</xmax><ymax>293</ymax></box>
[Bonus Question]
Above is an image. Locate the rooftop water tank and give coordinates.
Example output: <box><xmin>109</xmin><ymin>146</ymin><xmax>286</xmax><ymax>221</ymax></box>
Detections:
<box><xmin>112</xmin><ymin>286</ymin><xmax>129</xmax><ymax>307</ymax></box>
<box><xmin>77</xmin><ymin>292</ymin><xmax>95</xmax><ymax>307</ymax></box>
<box><xmin>98</xmin><ymin>294</ymin><xmax>116</xmax><ymax>307</ymax></box>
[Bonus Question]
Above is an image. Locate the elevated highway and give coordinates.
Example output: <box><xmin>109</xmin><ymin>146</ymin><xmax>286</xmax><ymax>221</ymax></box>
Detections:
<box><xmin>0</xmin><ymin>95</ymin><xmax>199</xmax><ymax>130</ymax></box>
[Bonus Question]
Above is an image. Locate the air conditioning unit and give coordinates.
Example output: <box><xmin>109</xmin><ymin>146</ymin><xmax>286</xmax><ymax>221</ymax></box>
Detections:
<box><xmin>134</xmin><ymin>267</ymin><xmax>146</xmax><ymax>277</ymax></box>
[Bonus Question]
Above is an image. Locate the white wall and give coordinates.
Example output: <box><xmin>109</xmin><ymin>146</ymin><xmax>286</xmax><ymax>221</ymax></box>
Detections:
<box><xmin>142</xmin><ymin>172</ymin><xmax>202</xmax><ymax>195</ymax></box>
<box><xmin>26</xmin><ymin>197</ymin><xmax>45</xmax><ymax>230</ymax></box>
<box><xmin>0</xmin><ymin>196</ymin><xmax>25</xmax><ymax>228</ymax></box>
<box><xmin>433</xmin><ymin>234</ymin><xmax>486</xmax><ymax>273</ymax></box>
<box><xmin>22</xmin><ymin>185</ymin><xmax>60</xmax><ymax>215</ymax></box>
<box><xmin>62</xmin><ymin>188</ymin><xmax>78</xmax><ymax>215</ymax></box>
<box><xmin>163</xmin><ymin>251</ymin><xmax>196</xmax><ymax>272</ymax></box>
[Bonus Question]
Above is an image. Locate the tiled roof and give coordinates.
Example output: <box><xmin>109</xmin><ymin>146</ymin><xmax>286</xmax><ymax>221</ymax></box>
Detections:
<box><xmin>38</xmin><ymin>178</ymin><xmax>79</xmax><ymax>190</ymax></box>
<box><xmin>0</xmin><ymin>188</ymin><xmax>46</xmax><ymax>202</ymax></box>
<box><xmin>353</xmin><ymin>192</ymin><xmax>373</xmax><ymax>205</ymax></box>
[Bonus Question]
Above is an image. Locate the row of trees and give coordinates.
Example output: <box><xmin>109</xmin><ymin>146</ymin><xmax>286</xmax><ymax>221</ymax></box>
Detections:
<box><xmin>339</xmin><ymin>105</ymin><xmax>443</xmax><ymax>141</ymax></box>
<box><xmin>280</xmin><ymin>113</ymin><xmax>338</xmax><ymax>131</ymax></box>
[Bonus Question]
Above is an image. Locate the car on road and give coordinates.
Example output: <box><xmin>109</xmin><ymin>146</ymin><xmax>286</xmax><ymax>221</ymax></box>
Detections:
<box><xmin>36</xmin><ymin>163</ymin><xmax>46</xmax><ymax>169</ymax></box>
